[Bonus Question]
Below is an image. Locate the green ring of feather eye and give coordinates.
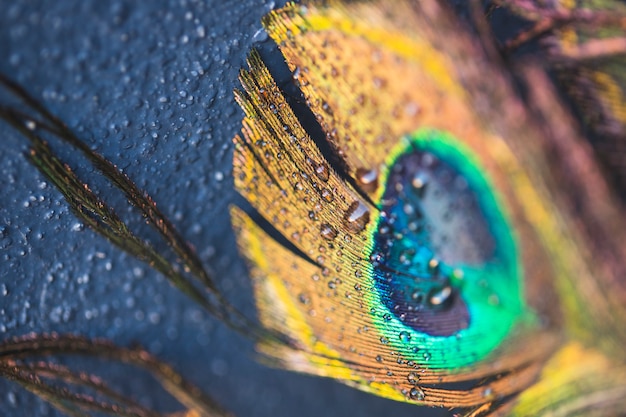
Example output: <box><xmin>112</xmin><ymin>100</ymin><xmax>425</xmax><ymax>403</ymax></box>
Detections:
<box><xmin>365</xmin><ymin>129</ymin><xmax>534</xmax><ymax>370</ymax></box>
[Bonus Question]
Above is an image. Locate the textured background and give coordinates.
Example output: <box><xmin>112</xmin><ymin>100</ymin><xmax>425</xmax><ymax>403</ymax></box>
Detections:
<box><xmin>0</xmin><ymin>1</ymin><xmax>494</xmax><ymax>416</ymax></box>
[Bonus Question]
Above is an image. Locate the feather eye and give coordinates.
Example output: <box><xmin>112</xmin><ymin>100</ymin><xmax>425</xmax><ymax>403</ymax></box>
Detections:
<box><xmin>230</xmin><ymin>1</ymin><xmax>575</xmax><ymax>413</ymax></box>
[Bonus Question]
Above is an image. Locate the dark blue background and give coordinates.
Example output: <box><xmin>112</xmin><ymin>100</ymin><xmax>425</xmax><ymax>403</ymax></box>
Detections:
<box><xmin>0</xmin><ymin>1</ymin><xmax>454</xmax><ymax>416</ymax></box>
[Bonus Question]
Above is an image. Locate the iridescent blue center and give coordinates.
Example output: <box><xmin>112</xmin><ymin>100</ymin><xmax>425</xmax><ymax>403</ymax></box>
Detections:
<box><xmin>372</xmin><ymin>144</ymin><xmax>497</xmax><ymax>336</ymax></box>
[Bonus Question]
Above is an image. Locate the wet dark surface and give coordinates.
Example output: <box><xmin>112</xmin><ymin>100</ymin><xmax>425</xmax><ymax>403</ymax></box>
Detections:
<box><xmin>0</xmin><ymin>1</ymin><xmax>450</xmax><ymax>416</ymax></box>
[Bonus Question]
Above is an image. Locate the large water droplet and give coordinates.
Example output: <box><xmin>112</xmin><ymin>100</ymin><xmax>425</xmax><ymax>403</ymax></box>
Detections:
<box><xmin>343</xmin><ymin>201</ymin><xmax>370</xmax><ymax>233</ymax></box>
<box><xmin>356</xmin><ymin>167</ymin><xmax>378</xmax><ymax>193</ymax></box>
<box><xmin>320</xmin><ymin>223</ymin><xmax>337</xmax><ymax>240</ymax></box>
<box><xmin>410</xmin><ymin>387</ymin><xmax>425</xmax><ymax>400</ymax></box>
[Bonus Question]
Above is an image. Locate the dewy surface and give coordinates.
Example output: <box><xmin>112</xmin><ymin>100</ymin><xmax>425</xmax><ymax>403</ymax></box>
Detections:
<box><xmin>0</xmin><ymin>1</ymin><xmax>456</xmax><ymax>416</ymax></box>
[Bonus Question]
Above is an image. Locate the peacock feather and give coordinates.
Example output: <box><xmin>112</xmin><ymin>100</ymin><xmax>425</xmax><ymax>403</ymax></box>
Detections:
<box><xmin>231</xmin><ymin>1</ymin><xmax>626</xmax><ymax>415</ymax></box>
<box><xmin>1</xmin><ymin>1</ymin><xmax>626</xmax><ymax>416</ymax></box>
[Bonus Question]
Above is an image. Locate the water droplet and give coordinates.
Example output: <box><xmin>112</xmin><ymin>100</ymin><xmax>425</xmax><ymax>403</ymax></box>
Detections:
<box><xmin>410</xmin><ymin>387</ymin><xmax>425</xmax><ymax>400</ymax></box>
<box><xmin>6</xmin><ymin>391</ymin><xmax>17</xmax><ymax>406</ymax></box>
<box><xmin>320</xmin><ymin>223</ymin><xmax>337</xmax><ymax>240</ymax></box>
<box><xmin>411</xmin><ymin>291</ymin><xmax>423</xmax><ymax>303</ymax></box>
<box><xmin>71</xmin><ymin>222</ymin><xmax>84</xmax><ymax>232</ymax></box>
<box><xmin>429</xmin><ymin>286</ymin><xmax>452</xmax><ymax>306</ymax></box>
<box><xmin>380</xmin><ymin>336</ymin><xmax>389</xmax><ymax>344</ymax></box>
<box><xmin>399</xmin><ymin>249</ymin><xmax>413</xmax><ymax>266</ymax></box>
<box><xmin>428</xmin><ymin>258</ymin><xmax>439</xmax><ymax>270</ymax></box>
<box><xmin>422</xmin><ymin>152</ymin><xmax>436</xmax><ymax>167</ymax></box>
<box><xmin>328</xmin><ymin>280</ymin><xmax>337</xmax><ymax>290</ymax></box>
<box><xmin>407</xmin><ymin>371</ymin><xmax>420</xmax><ymax>384</ymax></box>
<box><xmin>252</xmin><ymin>27</ymin><xmax>268</xmax><ymax>43</ymax></box>
<box><xmin>399</xmin><ymin>331</ymin><xmax>411</xmax><ymax>343</ymax></box>
<box><xmin>149</xmin><ymin>312</ymin><xmax>161</xmax><ymax>324</ymax></box>
<box><xmin>370</xmin><ymin>251</ymin><xmax>383</xmax><ymax>264</ymax></box>
<box><xmin>375</xmin><ymin>355</ymin><xmax>383</xmax><ymax>362</ymax></box>
<box><xmin>320</xmin><ymin>188</ymin><xmax>334</xmax><ymax>202</ymax></box>
<box><xmin>404</xmin><ymin>101</ymin><xmax>420</xmax><ymax>117</ymax></box>
<box><xmin>411</xmin><ymin>173</ymin><xmax>428</xmax><ymax>194</ymax></box>
<box><xmin>321</xmin><ymin>100</ymin><xmax>333</xmax><ymax>115</ymax></box>
<box><xmin>355</xmin><ymin>167</ymin><xmax>378</xmax><ymax>193</ymax></box>
<box><xmin>343</xmin><ymin>201</ymin><xmax>370</xmax><ymax>233</ymax></box>
<box><xmin>314</xmin><ymin>162</ymin><xmax>330</xmax><ymax>182</ymax></box>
